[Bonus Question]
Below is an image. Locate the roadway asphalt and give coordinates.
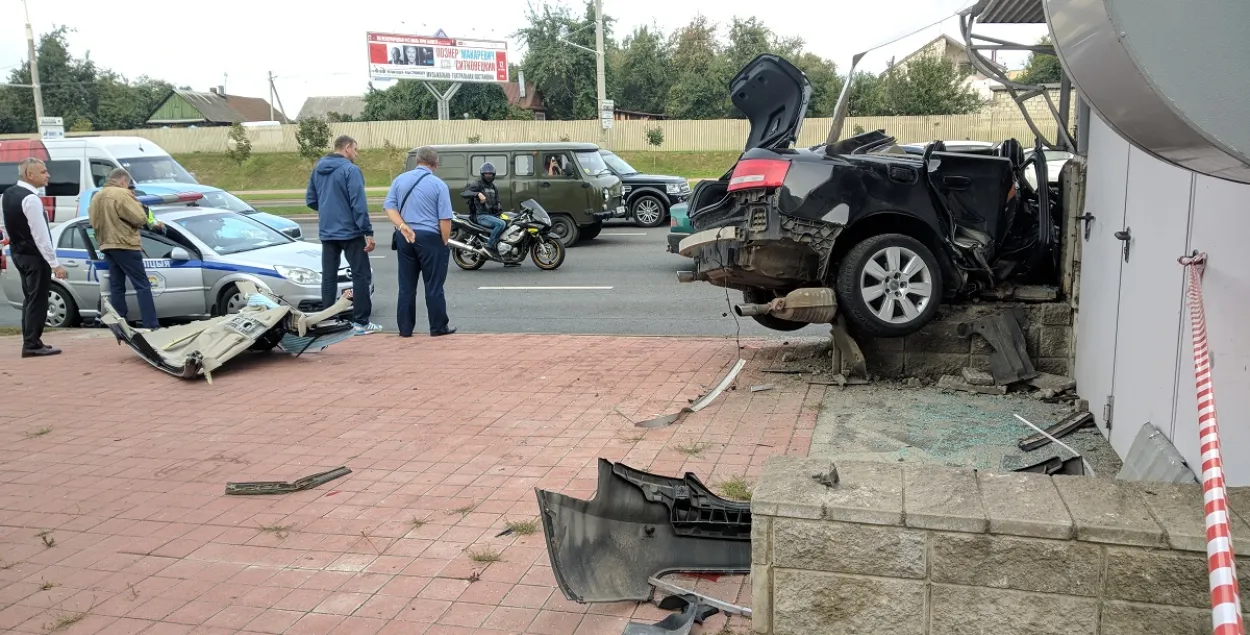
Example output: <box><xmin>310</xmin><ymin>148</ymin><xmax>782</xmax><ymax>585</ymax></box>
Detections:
<box><xmin>0</xmin><ymin>220</ymin><xmax>831</xmax><ymax>339</ymax></box>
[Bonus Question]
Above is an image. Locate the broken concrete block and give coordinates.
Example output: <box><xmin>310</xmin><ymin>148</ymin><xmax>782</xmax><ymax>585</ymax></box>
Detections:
<box><xmin>961</xmin><ymin>367</ymin><xmax>995</xmax><ymax>386</ymax></box>
<box><xmin>1027</xmin><ymin>372</ymin><xmax>1077</xmax><ymax>393</ymax></box>
<box><xmin>937</xmin><ymin>374</ymin><xmax>1008</xmax><ymax>395</ymax></box>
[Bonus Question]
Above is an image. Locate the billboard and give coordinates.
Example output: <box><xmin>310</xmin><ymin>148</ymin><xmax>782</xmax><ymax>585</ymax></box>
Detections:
<box><xmin>367</xmin><ymin>32</ymin><xmax>509</xmax><ymax>84</ymax></box>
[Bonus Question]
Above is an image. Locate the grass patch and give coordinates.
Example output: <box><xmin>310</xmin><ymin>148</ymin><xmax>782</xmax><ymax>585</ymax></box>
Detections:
<box><xmin>448</xmin><ymin>503</ymin><xmax>477</xmax><ymax>516</ymax></box>
<box><xmin>717</xmin><ymin>475</ymin><xmax>753</xmax><ymax>502</ymax></box>
<box><xmin>40</xmin><ymin>579</ymin><xmax>59</xmax><ymax>591</ymax></box>
<box><xmin>246</xmin><ymin>205</ymin><xmax>315</xmax><ymax>217</ymax></box>
<box><xmin>672</xmin><ymin>442</ymin><xmax>708</xmax><ymax>456</ymax></box>
<box><xmin>0</xmin><ymin>326</ymin><xmax>23</xmax><ymax>337</ymax></box>
<box><xmin>408</xmin><ymin>516</ymin><xmax>427</xmax><ymax>529</ymax></box>
<box><xmin>467</xmin><ymin>548</ymin><xmax>504</xmax><ymax>563</ymax></box>
<box><xmin>258</xmin><ymin>524</ymin><xmax>293</xmax><ymax>539</ymax></box>
<box><xmin>25</xmin><ymin>427</ymin><xmax>52</xmax><ymax>439</ymax></box>
<box><xmin>44</xmin><ymin>610</ymin><xmax>86</xmax><ymax>632</ymax></box>
<box><xmin>35</xmin><ymin>530</ymin><xmax>55</xmax><ymax>548</ymax></box>
<box><xmin>504</xmin><ymin>518</ymin><xmax>540</xmax><ymax>536</ymax></box>
<box><xmin>175</xmin><ymin>150</ymin><xmax>737</xmax><ymax>192</ymax></box>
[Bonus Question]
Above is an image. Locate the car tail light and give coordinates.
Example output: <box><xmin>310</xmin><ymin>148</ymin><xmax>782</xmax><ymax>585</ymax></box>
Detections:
<box><xmin>728</xmin><ymin>159</ymin><xmax>790</xmax><ymax>192</ymax></box>
<box><xmin>40</xmin><ymin>196</ymin><xmax>54</xmax><ymax>222</ymax></box>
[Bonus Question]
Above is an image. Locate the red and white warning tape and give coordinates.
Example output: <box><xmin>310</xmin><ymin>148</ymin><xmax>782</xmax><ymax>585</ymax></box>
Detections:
<box><xmin>1178</xmin><ymin>251</ymin><xmax>1244</xmax><ymax>635</ymax></box>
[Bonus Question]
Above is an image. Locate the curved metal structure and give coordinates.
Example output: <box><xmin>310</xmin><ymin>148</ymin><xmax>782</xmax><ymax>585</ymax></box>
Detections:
<box><xmin>1045</xmin><ymin>0</ymin><xmax>1250</xmax><ymax>183</ymax></box>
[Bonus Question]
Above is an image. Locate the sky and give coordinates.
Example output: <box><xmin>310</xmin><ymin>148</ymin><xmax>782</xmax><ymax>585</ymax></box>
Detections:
<box><xmin>1</xmin><ymin>0</ymin><xmax>1047</xmax><ymax>121</ymax></box>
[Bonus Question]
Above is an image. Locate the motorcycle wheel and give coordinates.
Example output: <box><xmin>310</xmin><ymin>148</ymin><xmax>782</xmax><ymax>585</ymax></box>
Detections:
<box><xmin>452</xmin><ymin>239</ymin><xmax>487</xmax><ymax>270</ymax></box>
<box><xmin>530</xmin><ymin>236</ymin><xmax>565</xmax><ymax>270</ymax></box>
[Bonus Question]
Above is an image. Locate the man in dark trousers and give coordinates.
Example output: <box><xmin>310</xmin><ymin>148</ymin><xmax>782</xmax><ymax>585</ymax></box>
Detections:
<box><xmin>305</xmin><ymin>135</ymin><xmax>380</xmax><ymax>335</ymax></box>
<box><xmin>89</xmin><ymin>168</ymin><xmax>163</xmax><ymax>330</ymax></box>
<box><xmin>383</xmin><ymin>146</ymin><xmax>456</xmax><ymax>338</ymax></box>
<box><xmin>461</xmin><ymin>162</ymin><xmax>515</xmax><ymax>266</ymax></box>
<box><xmin>0</xmin><ymin>158</ymin><xmax>67</xmax><ymax>357</ymax></box>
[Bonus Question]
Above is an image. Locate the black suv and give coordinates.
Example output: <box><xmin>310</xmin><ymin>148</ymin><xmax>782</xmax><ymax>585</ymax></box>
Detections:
<box><xmin>600</xmin><ymin>150</ymin><xmax>690</xmax><ymax>228</ymax></box>
<box><xmin>678</xmin><ymin>54</ymin><xmax>1059</xmax><ymax>337</ymax></box>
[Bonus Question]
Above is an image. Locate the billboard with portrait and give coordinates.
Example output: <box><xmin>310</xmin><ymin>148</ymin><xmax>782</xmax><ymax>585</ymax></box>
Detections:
<box><xmin>366</xmin><ymin>32</ymin><xmax>509</xmax><ymax>84</ymax></box>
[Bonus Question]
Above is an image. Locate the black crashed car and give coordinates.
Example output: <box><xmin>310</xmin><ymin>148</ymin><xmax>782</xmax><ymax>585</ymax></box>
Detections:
<box><xmin>677</xmin><ymin>53</ymin><xmax>1059</xmax><ymax>337</ymax></box>
<box><xmin>599</xmin><ymin>150</ymin><xmax>690</xmax><ymax>228</ymax></box>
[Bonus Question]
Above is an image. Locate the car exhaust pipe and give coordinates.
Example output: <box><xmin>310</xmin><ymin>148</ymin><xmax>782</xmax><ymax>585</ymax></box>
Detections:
<box><xmin>448</xmin><ymin>239</ymin><xmax>490</xmax><ymax>257</ymax></box>
<box><xmin>677</xmin><ymin>271</ymin><xmax>697</xmax><ymax>283</ymax></box>
<box><xmin>732</xmin><ymin>288</ymin><xmax>838</xmax><ymax>324</ymax></box>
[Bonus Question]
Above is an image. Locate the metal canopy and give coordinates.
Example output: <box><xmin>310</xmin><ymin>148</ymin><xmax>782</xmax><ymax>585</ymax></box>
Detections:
<box><xmin>1046</xmin><ymin>0</ymin><xmax>1250</xmax><ymax>183</ymax></box>
<box><xmin>979</xmin><ymin>0</ymin><xmax>1046</xmax><ymax>24</ymax></box>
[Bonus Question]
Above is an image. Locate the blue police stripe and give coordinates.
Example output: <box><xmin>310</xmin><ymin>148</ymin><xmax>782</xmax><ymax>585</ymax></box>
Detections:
<box><xmin>51</xmin><ymin>248</ymin><xmax>283</xmax><ymax>278</ymax></box>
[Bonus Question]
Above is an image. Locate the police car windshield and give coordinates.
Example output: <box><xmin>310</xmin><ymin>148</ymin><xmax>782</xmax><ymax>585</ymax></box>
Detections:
<box><xmin>118</xmin><ymin>156</ymin><xmax>197</xmax><ymax>184</ymax></box>
<box><xmin>178</xmin><ymin>212</ymin><xmax>291</xmax><ymax>255</ymax></box>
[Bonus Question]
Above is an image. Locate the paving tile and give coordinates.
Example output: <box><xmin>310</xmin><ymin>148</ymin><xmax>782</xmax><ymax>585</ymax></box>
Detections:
<box><xmin>0</xmin><ymin>333</ymin><xmax>804</xmax><ymax>635</ymax></box>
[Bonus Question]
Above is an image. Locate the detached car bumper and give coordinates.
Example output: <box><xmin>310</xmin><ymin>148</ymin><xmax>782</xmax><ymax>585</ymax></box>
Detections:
<box><xmin>679</xmin><ymin>208</ymin><xmax>841</xmax><ymax>289</ymax></box>
<box><xmin>667</xmin><ymin>231</ymin><xmax>689</xmax><ymax>254</ymax></box>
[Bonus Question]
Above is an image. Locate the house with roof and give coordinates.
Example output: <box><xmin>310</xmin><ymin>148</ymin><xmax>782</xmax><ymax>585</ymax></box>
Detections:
<box><xmin>297</xmin><ymin>96</ymin><xmax>366</xmax><ymax>122</ymax></box>
<box><xmin>883</xmin><ymin>34</ymin><xmax>1007</xmax><ymax>81</ymax></box>
<box><xmin>146</xmin><ymin>88</ymin><xmax>289</xmax><ymax>127</ymax></box>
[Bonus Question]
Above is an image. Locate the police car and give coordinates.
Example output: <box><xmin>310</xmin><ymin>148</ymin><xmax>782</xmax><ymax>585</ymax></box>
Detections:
<box><xmin>2</xmin><ymin>195</ymin><xmax>369</xmax><ymax>328</ymax></box>
<box><xmin>75</xmin><ymin>184</ymin><xmax>303</xmax><ymax>240</ymax></box>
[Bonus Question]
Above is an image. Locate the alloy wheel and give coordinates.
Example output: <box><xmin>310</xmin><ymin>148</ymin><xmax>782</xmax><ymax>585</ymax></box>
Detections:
<box><xmin>859</xmin><ymin>245</ymin><xmax>934</xmax><ymax>324</ymax></box>
<box><xmin>634</xmin><ymin>198</ymin><xmax>663</xmax><ymax>225</ymax></box>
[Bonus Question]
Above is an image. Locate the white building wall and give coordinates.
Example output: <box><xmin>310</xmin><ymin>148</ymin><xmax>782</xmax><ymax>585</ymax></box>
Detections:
<box><xmin>1078</xmin><ymin>114</ymin><xmax>1250</xmax><ymax>484</ymax></box>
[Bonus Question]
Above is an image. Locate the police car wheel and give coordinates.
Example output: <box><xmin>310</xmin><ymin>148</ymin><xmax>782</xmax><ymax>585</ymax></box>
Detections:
<box><xmin>214</xmin><ymin>284</ymin><xmax>247</xmax><ymax>316</ymax></box>
<box><xmin>45</xmin><ymin>285</ymin><xmax>79</xmax><ymax>328</ymax></box>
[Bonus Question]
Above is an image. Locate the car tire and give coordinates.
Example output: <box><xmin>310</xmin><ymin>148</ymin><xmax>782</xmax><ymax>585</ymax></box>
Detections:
<box><xmin>550</xmin><ymin>215</ymin><xmax>580</xmax><ymax>248</ymax></box>
<box><xmin>835</xmin><ymin>233</ymin><xmax>943</xmax><ymax>338</ymax></box>
<box><xmin>214</xmin><ymin>284</ymin><xmax>247</xmax><ymax>316</ymax></box>
<box><xmin>742</xmin><ymin>288</ymin><xmax>808</xmax><ymax>332</ymax></box>
<box><xmin>631</xmin><ymin>194</ymin><xmax>668</xmax><ymax>228</ymax></box>
<box><xmin>45</xmin><ymin>284</ymin><xmax>79</xmax><ymax>328</ymax></box>
<box><xmin>580</xmin><ymin>222</ymin><xmax>603</xmax><ymax>241</ymax></box>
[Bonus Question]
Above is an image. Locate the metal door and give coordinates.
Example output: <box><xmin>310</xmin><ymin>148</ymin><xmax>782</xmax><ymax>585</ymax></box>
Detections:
<box><xmin>1107</xmin><ymin>148</ymin><xmax>1194</xmax><ymax>454</ymax></box>
<box><xmin>511</xmin><ymin>153</ymin><xmax>538</xmax><ymax>211</ymax></box>
<box><xmin>537</xmin><ymin>152</ymin><xmax>579</xmax><ymax>215</ymax></box>
<box><xmin>1074</xmin><ymin>116</ymin><xmax>1131</xmax><ymax>436</ymax></box>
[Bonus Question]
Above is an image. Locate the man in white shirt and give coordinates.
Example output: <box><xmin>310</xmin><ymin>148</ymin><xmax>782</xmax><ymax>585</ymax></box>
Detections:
<box><xmin>0</xmin><ymin>158</ymin><xmax>68</xmax><ymax>357</ymax></box>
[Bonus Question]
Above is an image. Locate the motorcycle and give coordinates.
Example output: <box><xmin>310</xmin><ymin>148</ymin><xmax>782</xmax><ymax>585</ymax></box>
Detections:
<box><xmin>448</xmin><ymin>199</ymin><xmax>566</xmax><ymax>271</ymax></box>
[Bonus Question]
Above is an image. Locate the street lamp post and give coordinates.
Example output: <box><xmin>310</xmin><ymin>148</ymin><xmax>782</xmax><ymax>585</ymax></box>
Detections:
<box><xmin>22</xmin><ymin>0</ymin><xmax>45</xmax><ymax>124</ymax></box>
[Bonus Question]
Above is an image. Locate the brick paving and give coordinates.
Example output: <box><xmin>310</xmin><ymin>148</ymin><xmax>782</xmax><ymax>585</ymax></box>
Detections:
<box><xmin>0</xmin><ymin>332</ymin><xmax>819</xmax><ymax>634</ymax></box>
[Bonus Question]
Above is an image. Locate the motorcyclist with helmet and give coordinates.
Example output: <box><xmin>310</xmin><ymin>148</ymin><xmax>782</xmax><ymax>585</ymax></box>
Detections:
<box><xmin>460</xmin><ymin>162</ymin><xmax>508</xmax><ymax>258</ymax></box>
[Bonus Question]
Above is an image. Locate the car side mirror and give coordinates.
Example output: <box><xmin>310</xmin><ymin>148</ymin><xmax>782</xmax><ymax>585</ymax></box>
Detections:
<box><xmin>169</xmin><ymin>247</ymin><xmax>191</xmax><ymax>261</ymax></box>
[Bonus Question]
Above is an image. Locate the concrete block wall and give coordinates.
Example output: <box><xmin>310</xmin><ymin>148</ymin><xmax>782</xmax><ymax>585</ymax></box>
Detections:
<box><xmin>750</xmin><ymin>457</ymin><xmax>1250</xmax><ymax>635</ymax></box>
<box><xmin>856</xmin><ymin>301</ymin><xmax>1073</xmax><ymax>380</ymax></box>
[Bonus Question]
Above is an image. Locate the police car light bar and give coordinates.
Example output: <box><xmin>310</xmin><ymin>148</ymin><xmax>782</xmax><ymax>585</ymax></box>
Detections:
<box><xmin>137</xmin><ymin>192</ymin><xmax>204</xmax><ymax>207</ymax></box>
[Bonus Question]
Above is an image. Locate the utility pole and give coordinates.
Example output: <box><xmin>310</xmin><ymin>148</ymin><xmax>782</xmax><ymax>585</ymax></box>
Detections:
<box><xmin>267</xmin><ymin>71</ymin><xmax>275</xmax><ymax>121</ymax></box>
<box><xmin>593</xmin><ymin>0</ymin><xmax>607</xmax><ymax>144</ymax></box>
<box><xmin>22</xmin><ymin>0</ymin><xmax>44</xmax><ymax>124</ymax></box>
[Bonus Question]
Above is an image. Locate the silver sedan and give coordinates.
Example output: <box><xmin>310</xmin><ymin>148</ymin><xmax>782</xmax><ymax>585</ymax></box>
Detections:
<box><xmin>2</xmin><ymin>207</ymin><xmax>369</xmax><ymax>327</ymax></box>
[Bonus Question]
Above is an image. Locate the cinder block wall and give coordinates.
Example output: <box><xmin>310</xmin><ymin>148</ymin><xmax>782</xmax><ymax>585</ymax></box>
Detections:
<box><xmin>751</xmin><ymin>457</ymin><xmax>1250</xmax><ymax>635</ymax></box>
<box><xmin>856</xmin><ymin>302</ymin><xmax>1073</xmax><ymax>380</ymax></box>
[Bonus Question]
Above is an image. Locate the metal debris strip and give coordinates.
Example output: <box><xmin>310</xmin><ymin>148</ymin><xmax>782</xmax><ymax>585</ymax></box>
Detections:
<box><xmin>635</xmin><ymin>359</ymin><xmax>747</xmax><ymax>429</ymax></box>
<box><xmin>622</xmin><ymin>594</ymin><xmax>717</xmax><ymax>635</ymax></box>
<box><xmin>749</xmin><ymin>384</ymin><xmax>775</xmax><ymax>393</ymax></box>
<box><xmin>1017</xmin><ymin>410</ymin><xmax>1094</xmax><ymax>451</ymax></box>
<box><xmin>225</xmin><ymin>467</ymin><xmax>352</xmax><ymax>495</ymax></box>
<box><xmin>648</xmin><ymin>576</ymin><xmax>752</xmax><ymax>618</ymax></box>
<box><xmin>1013</xmin><ymin>414</ymin><xmax>1095</xmax><ymax>476</ymax></box>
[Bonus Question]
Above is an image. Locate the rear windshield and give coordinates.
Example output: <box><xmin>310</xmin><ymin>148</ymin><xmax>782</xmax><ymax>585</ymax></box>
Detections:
<box><xmin>118</xmin><ymin>156</ymin><xmax>197</xmax><ymax>185</ymax></box>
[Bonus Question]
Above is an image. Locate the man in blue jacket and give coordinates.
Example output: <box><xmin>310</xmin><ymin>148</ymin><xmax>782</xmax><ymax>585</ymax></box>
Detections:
<box><xmin>306</xmin><ymin>135</ymin><xmax>381</xmax><ymax>335</ymax></box>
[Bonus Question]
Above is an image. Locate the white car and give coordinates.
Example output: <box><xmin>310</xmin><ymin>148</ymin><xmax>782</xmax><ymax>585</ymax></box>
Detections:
<box><xmin>2</xmin><ymin>207</ymin><xmax>368</xmax><ymax>328</ymax></box>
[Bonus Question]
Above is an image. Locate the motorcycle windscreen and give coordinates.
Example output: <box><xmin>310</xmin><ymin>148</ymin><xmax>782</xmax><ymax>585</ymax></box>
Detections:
<box><xmin>535</xmin><ymin>459</ymin><xmax>751</xmax><ymax>603</ymax></box>
<box><xmin>519</xmin><ymin>199</ymin><xmax>552</xmax><ymax>227</ymax></box>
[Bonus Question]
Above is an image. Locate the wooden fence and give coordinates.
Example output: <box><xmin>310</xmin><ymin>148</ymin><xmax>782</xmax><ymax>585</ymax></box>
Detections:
<box><xmin>0</xmin><ymin>113</ymin><xmax>1065</xmax><ymax>155</ymax></box>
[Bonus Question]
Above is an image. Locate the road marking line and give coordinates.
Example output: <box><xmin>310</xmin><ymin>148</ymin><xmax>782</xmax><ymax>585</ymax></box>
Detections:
<box><xmin>369</xmin><ymin>256</ymin><xmax>386</xmax><ymax>259</ymax></box>
<box><xmin>601</xmin><ymin>232</ymin><xmax>648</xmax><ymax>236</ymax></box>
<box><xmin>477</xmin><ymin>286</ymin><xmax>613</xmax><ymax>290</ymax></box>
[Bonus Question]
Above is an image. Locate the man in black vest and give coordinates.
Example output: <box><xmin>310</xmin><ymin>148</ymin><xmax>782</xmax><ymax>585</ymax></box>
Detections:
<box><xmin>0</xmin><ymin>158</ymin><xmax>68</xmax><ymax>357</ymax></box>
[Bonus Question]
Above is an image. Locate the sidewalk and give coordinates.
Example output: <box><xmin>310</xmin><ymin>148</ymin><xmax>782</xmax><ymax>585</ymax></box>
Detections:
<box><xmin>0</xmin><ymin>332</ymin><xmax>818</xmax><ymax>634</ymax></box>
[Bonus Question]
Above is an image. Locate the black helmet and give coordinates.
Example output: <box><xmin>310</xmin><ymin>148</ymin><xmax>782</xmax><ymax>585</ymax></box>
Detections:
<box><xmin>480</xmin><ymin>162</ymin><xmax>496</xmax><ymax>177</ymax></box>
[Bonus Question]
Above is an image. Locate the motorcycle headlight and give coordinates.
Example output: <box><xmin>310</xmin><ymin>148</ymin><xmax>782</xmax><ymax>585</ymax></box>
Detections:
<box><xmin>274</xmin><ymin>266</ymin><xmax>321</xmax><ymax>285</ymax></box>
<box><xmin>666</xmin><ymin>183</ymin><xmax>682</xmax><ymax>195</ymax></box>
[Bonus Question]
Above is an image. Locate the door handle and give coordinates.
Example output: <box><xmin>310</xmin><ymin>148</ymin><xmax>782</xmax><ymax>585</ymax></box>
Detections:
<box><xmin>1077</xmin><ymin>214</ymin><xmax>1095</xmax><ymax>241</ymax></box>
<box><xmin>63</xmin><ymin>260</ymin><xmax>79</xmax><ymax>268</ymax></box>
<box><xmin>540</xmin><ymin>182</ymin><xmax>551</xmax><ymax>188</ymax></box>
<box><xmin>1115</xmin><ymin>227</ymin><xmax>1131</xmax><ymax>262</ymax></box>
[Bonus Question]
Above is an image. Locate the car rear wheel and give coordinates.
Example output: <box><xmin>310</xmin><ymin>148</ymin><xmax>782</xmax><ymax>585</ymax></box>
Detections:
<box><xmin>215</xmin><ymin>284</ymin><xmax>248</xmax><ymax>316</ymax></box>
<box><xmin>631</xmin><ymin>195</ymin><xmax>668</xmax><ymax>228</ymax></box>
<box><xmin>45</xmin><ymin>285</ymin><xmax>79</xmax><ymax>328</ymax></box>
<box><xmin>835</xmin><ymin>233</ymin><xmax>943</xmax><ymax>338</ymax></box>
<box><xmin>742</xmin><ymin>288</ymin><xmax>808</xmax><ymax>332</ymax></box>
<box><xmin>549</xmin><ymin>215</ymin><xmax>580</xmax><ymax>248</ymax></box>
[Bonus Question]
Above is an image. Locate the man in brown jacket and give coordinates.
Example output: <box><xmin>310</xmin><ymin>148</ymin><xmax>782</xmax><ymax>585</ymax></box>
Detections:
<box><xmin>88</xmin><ymin>168</ymin><xmax>163</xmax><ymax>328</ymax></box>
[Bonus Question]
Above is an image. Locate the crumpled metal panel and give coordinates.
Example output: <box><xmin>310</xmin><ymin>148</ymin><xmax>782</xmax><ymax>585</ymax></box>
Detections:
<box><xmin>1047</xmin><ymin>0</ymin><xmax>1250</xmax><ymax>183</ymax></box>
<box><xmin>1115</xmin><ymin>422</ymin><xmax>1199</xmax><ymax>484</ymax></box>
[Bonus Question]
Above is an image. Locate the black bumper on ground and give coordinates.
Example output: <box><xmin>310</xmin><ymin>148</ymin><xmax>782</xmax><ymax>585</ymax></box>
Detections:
<box><xmin>667</xmin><ymin>232</ymin><xmax>688</xmax><ymax>254</ymax></box>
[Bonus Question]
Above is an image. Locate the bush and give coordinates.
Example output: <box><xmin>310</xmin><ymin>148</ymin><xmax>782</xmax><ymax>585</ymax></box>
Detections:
<box><xmin>467</xmin><ymin>134</ymin><xmax>481</xmax><ymax>144</ymax></box>
<box><xmin>226</xmin><ymin>123</ymin><xmax>252</xmax><ymax>165</ymax></box>
<box><xmin>69</xmin><ymin>118</ymin><xmax>93</xmax><ymax>132</ymax></box>
<box><xmin>296</xmin><ymin>117</ymin><xmax>331</xmax><ymax>163</ymax></box>
<box><xmin>645</xmin><ymin>125</ymin><xmax>665</xmax><ymax>149</ymax></box>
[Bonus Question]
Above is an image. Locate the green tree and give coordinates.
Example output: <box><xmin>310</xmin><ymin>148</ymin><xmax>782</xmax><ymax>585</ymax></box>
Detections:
<box><xmin>665</xmin><ymin>16</ymin><xmax>728</xmax><ymax>120</ymax></box>
<box><xmin>226</xmin><ymin>123</ymin><xmax>252</xmax><ymax>165</ymax></box>
<box><xmin>295</xmin><ymin>117</ymin><xmax>331</xmax><ymax>163</ymax></box>
<box><xmin>846</xmin><ymin>71</ymin><xmax>886</xmax><ymax>116</ymax></box>
<box><xmin>1017</xmin><ymin>36</ymin><xmax>1063</xmax><ymax>85</ymax></box>
<box><xmin>792</xmin><ymin>53</ymin><xmax>842</xmax><ymax>117</ymax></box>
<box><xmin>69</xmin><ymin>118</ymin><xmax>93</xmax><ymax>132</ymax></box>
<box><xmin>513</xmin><ymin>1</ymin><xmax>615</xmax><ymax>120</ymax></box>
<box><xmin>877</xmin><ymin>55</ymin><xmax>984</xmax><ymax>116</ymax></box>
<box><xmin>614</xmin><ymin>25</ymin><xmax>673</xmax><ymax>115</ymax></box>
